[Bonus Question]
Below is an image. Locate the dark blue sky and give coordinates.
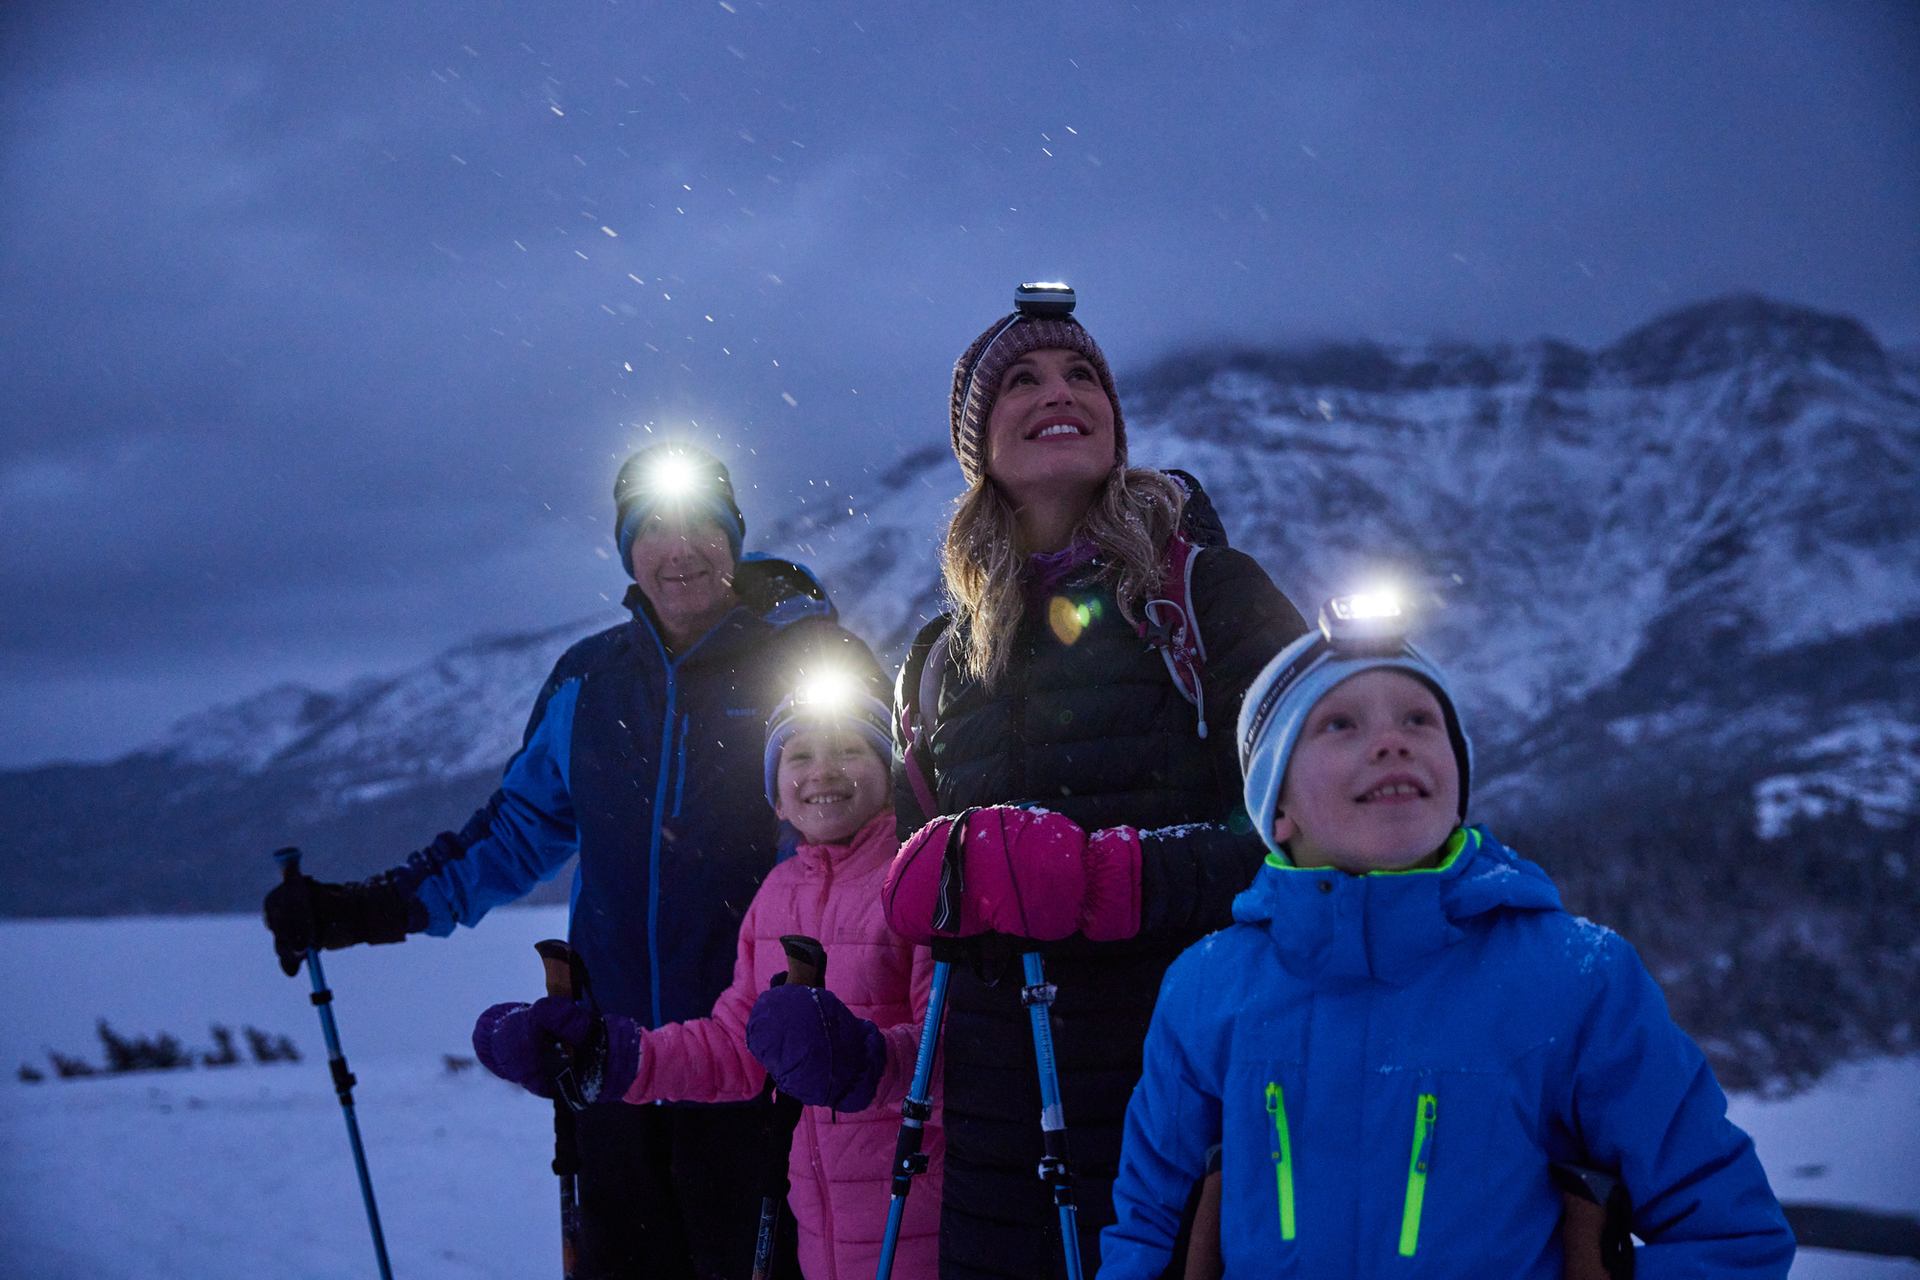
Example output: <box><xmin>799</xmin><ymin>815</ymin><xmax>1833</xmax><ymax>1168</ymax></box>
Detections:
<box><xmin>3</xmin><ymin>1</ymin><xmax>1916</xmax><ymax>766</ymax></box>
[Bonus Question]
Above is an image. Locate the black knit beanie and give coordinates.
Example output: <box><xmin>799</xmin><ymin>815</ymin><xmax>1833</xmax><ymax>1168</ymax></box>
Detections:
<box><xmin>613</xmin><ymin>444</ymin><xmax>745</xmax><ymax>577</ymax></box>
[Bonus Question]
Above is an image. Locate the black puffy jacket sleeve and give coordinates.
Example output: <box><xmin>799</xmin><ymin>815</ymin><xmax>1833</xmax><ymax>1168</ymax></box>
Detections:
<box><xmin>1135</xmin><ymin>546</ymin><xmax>1306</xmax><ymax>938</ymax></box>
<box><xmin>889</xmin><ymin>616</ymin><xmax>951</xmax><ymax>839</ymax></box>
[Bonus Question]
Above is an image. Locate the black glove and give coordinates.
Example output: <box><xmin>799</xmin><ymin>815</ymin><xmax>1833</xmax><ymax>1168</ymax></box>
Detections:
<box><xmin>263</xmin><ymin>872</ymin><xmax>414</xmax><ymax>977</ymax></box>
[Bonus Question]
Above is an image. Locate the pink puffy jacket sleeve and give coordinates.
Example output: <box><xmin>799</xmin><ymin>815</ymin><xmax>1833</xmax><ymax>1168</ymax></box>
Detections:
<box><xmin>619</xmin><ymin>897</ymin><xmax>768</xmax><ymax>1104</ymax></box>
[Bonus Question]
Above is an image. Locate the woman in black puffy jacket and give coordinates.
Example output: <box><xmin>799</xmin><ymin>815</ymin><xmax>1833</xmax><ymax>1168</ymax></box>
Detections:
<box><xmin>884</xmin><ymin>285</ymin><xmax>1307</xmax><ymax>1279</ymax></box>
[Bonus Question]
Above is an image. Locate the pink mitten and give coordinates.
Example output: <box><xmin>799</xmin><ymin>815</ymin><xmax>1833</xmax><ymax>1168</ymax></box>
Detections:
<box><xmin>1080</xmin><ymin>825</ymin><xmax>1143</xmax><ymax>941</ymax></box>
<box><xmin>883</xmin><ymin>813</ymin><xmax>960</xmax><ymax>943</ymax></box>
<box><xmin>884</xmin><ymin>807</ymin><xmax>1141</xmax><ymax>943</ymax></box>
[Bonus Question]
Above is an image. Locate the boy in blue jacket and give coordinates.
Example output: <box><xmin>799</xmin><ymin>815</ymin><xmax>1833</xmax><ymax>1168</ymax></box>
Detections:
<box><xmin>1100</xmin><ymin>595</ymin><xmax>1793</xmax><ymax>1278</ymax></box>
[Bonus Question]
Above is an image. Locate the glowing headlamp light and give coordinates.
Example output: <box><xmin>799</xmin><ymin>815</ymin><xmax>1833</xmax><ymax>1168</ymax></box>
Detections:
<box><xmin>1318</xmin><ymin>587</ymin><xmax>1409</xmax><ymax>652</ymax></box>
<box><xmin>791</xmin><ymin>667</ymin><xmax>863</xmax><ymax>717</ymax></box>
<box><xmin>646</xmin><ymin>451</ymin><xmax>705</xmax><ymax>499</ymax></box>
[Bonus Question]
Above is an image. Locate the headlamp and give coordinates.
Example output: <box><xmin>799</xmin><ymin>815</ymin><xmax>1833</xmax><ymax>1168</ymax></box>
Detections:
<box><xmin>762</xmin><ymin>667</ymin><xmax>894</xmax><ymax>807</ymax></box>
<box><xmin>1240</xmin><ymin>590</ymin><xmax>1417</xmax><ymax>771</ymax></box>
<box><xmin>790</xmin><ymin>666</ymin><xmax>863</xmax><ymax>717</ymax></box>
<box><xmin>1318</xmin><ymin>587</ymin><xmax>1409</xmax><ymax>652</ymax></box>
<box><xmin>1013</xmin><ymin>281</ymin><xmax>1076</xmax><ymax>318</ymax></box>
<box><xmin>646</xmin><ymin>451</ymin><xmax>705</xmax><ymax>500</ymax></box>
<box><xmin>956</xmin><ymin>281</ymin><xmax>1083</xmax><ymax>427</ymax></box>
<box><xmin>1236</xmin><ymin>589</ymin><xmax>1473</xmax><ymax>847</ymax></box>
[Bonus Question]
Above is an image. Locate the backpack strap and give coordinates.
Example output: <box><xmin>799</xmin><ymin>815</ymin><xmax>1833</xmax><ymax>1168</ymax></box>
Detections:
<box><xmin>896</xmin><ymin>614</ymin><xmax>952</xmax><ymax>822</ymax></box>
<box><xmin>1138</xmin><ymin>529</ymin><xmax>1210</xmax><ymax>739</ymax></box>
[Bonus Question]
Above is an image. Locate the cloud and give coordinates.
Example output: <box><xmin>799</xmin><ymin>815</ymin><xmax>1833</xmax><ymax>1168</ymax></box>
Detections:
<box><xmin>2</xmin><ymin>0</ymin><xmax>1916</xmax><ymax>765</ymax></box>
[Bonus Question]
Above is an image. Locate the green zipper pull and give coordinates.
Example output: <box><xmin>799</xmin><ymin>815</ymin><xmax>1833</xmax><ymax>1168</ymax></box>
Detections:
<box><xmin>1265</xmin><ymin>1081</ymin><xmax>1297</xmax><ymax>1241</ymax></box>
<box><xmin>1398</xmin><ymin>1092</ymin><xmax>1438</xmax><ymax>1257</ymax></box>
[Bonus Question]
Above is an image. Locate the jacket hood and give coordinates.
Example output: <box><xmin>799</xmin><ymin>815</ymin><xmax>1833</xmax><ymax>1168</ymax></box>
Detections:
<box><xmin>732</xmin><ymin>553</ymin><xmax>836</xmax><ymax>624</ymax></box>
<box><xmin>1229</xmin><ymin>825</ymin><xmax>1562</xmax><ymax>983</ymax></box>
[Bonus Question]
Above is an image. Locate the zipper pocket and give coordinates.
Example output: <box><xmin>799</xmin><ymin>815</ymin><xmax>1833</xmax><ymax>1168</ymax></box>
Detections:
<box><xmin>1398</xmin><ymin>1089</ymin><xmax>1438</xmax><ymax>1257</ymax></box>
<box><xmin>1265</xmin><ymin>1080</ymin><xmax>1297</xmax><ymax>1241</ymax></box>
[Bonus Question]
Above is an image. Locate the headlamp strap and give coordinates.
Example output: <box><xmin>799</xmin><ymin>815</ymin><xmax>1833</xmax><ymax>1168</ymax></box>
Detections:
<box><xmin>1239</xmin><ymin>634</ymin><xmax>1333</xmax><ymax>770</ymax></box>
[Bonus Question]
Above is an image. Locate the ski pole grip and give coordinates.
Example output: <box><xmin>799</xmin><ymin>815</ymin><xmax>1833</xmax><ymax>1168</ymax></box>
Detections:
<box><xmin>535</xmin><ymin>939</ymin><xmax>578</xmax><ymax>1001</ymax></box>
<box><xmin>273</xmin><ymin>846</ymin><xmax>303</xmax><ymax>881</ymax></box>
<box><xmin>778</xmin><ymin>934</ymin><xmax>827</xmax><ymax>988</ymax></box>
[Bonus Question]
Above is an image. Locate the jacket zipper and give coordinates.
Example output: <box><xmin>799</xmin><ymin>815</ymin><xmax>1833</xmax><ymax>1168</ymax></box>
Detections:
<box><xmin>646</xmin><ymin>670</ymin><xmax>677</xmax><ymax>1025</ymax></box>
<box><xmin>804</xmin><ymin>1104</ymin><xmax>836</xmax><ymax>1280</ymax></box>
<box><xmin>634</xmin><ymin>607</ymin><xmax>730</xmax><ymax>1028</ymax></box>
<box><xmin>670</xmin><ymin>711</ymin><xmax>691</xmax><ymax>817</ymax></box>
<box><xmin>1398</xmin><ymin>1090</ymin><xmax>1438</xmax><ymax>1257</ymax></box>
<box><xmin>1265</xmin><ymin>1081</ymin><xmax>1297</xmax><ymax>1241</ymax></box>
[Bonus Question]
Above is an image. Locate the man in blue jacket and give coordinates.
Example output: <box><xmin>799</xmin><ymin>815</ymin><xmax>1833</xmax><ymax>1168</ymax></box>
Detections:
<box><xmin>265</xmin><ymin>443</ymin><xmax>877</xmax><ymax>1280</ymax></box>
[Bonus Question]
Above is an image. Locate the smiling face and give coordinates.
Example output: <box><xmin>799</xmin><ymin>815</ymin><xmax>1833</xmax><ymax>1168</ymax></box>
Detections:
<box><xmin>626</xmin><ymin>510</ymin><xmax>738</xmax><ymax>644</ymax></box>
<box><xmin>1272</xmin><ymin>669</ymin><xmax>1461</xmax><ymax>873</ymax></box>
<box><xmin>771</xmin><ymin>725</ymin><xmax>891</xmax><ymax>845</ymax></box>
<box><xmin>983</xmin><ymin>347</ymin><xmax>1117</xmax><ymax>514</ymax></box>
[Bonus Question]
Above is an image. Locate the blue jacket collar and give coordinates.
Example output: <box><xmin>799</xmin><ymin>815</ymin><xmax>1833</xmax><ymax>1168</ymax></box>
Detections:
<box><xmin>622</xmin><ymin>553</ymin><xmax>836</xmax><ymax>664</ymax></box>
<box><xmin>1229</xmin><ymin>825</ymin><xmax>1562</xmax><ymax>985</ymax></box>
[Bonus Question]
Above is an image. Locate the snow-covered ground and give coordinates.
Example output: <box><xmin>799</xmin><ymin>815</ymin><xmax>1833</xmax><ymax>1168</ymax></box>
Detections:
<box><xmin>2</xmin><ymin>912</ymin><xmax>1914</xmax><ymax>1277</ymax></box>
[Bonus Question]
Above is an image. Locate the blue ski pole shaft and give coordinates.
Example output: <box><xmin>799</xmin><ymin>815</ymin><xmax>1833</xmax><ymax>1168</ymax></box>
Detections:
<box><xmin>875</xmin><ymin>958</ymin><xmax>951</xmax><ymax>1280</ymax></box>
<box><xmin>273</xmin><ymin>847</ymin><xmax>395</xmax><ymax>1280</ymax></box>
<box><xmin>1022</xmin><ymin>950</ymin><xmax>1083</xmax><ymax>1280</ymax></box>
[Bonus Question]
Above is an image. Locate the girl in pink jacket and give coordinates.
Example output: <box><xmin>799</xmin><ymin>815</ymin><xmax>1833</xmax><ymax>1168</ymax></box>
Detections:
<box><xmin>474</xmin><ymin>678</ymin><xmax>942</xmax><ymax>1280</ymax></box>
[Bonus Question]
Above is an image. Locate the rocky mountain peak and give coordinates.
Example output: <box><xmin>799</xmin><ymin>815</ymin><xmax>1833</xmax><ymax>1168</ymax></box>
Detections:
<box><xmin>1599</xmin><ymin>293</ymin><xmax>1890</xmax><ymax>387</ymax></box>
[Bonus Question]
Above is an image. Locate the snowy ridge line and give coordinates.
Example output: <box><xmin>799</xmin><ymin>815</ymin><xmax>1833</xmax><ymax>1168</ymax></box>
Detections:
<box><xmin>110</xmin><ymin>293</ymin><xmax>1920</xmax><ymax>810</ymax></box>
<box><xmin>152</xmin><ymin>614</ymin><xmax>615</xmax><ymax>778</ymax></box>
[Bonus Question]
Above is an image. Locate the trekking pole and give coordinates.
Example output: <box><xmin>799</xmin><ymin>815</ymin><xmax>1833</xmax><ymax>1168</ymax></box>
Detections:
<box><xmin>876</xmin><ymin>813</ymin><xmax>979</xmax><ymax>1280</ymax></box>
<box><xmin>535</xmin><ymin>939</ymin><xmax>590</xmax><ymax>1280</ymax></box>
<box><xmin>874</xmin><ymin>953</ymin><xmax>951</xmax><ymax>1280</ymax></box>
<box><xmin>1021</xmin><ymin>949</ymin><xmax>1083</xmax><ymax>1280</ymax></box>
<box><xmin>272</xmin><ymin>847</ymin><xmax>395</xmax><ymax>1280</ymax></box>
<box><xmin>751</xmin><ymin>935</ymin><xmax>827</xmax><ymax>1280</ymax></box>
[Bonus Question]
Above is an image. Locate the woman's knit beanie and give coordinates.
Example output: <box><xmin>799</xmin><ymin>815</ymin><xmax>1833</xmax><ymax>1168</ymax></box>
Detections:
<box><xmin>948</xmin><ymin>312</ymin><xmax>1125</xmax><ymax>487</ymax></box>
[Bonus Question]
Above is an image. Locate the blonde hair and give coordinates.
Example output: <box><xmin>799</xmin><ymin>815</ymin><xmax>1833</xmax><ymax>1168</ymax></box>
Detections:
<box><xmin>942</xmin><ymin>466</ymin><xmax>1186</xmax><ymax>687</ymax></box>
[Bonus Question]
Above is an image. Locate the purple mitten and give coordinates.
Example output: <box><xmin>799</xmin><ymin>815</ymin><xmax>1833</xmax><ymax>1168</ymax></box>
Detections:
<box><xmin>472</xmin><ymin>1000</ymin><xmax>551</xmax><ymax>1097</ymax></box>
<box><xmin>563</xmin><ymin>1003</ymin><xmax>641</xmax><ymax>1104</ymax></box>
<box><xmin>746</xmin><ymin>984</ymin><xmax>886</xmax><ymax>1113</ymax></box>
<box><xmin>472</xmin><ymin>997</ymin><xmax>642</xmax><ymax>1103</ymax></box>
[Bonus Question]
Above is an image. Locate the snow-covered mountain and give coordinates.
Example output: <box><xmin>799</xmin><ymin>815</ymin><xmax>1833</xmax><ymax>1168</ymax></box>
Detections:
<box><xmin>5</xmin><ymin>293</ymin><xmax>1914</xmax><ymax>1087</ymax></box>
<box><xmin>157</xmin><ymin>622</ymin><xmax>603</xmax><ymax>805</ymax></box>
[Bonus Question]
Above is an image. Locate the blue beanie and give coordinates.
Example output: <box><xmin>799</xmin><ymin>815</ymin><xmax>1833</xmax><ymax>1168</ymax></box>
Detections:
<box><xmin>614</xmin><ymin>444</ymin><xmax>746</xmax><ymax>577</ymax></box>
<box><xmin>763</xmin><ymin>683</ymin><xmax>893</xmax><ymax>810</ymax></box>
<box><xmin>1237</xmin><ymin>628</ymin><xmax>1472</xmax><ymax>860</ymax></box>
